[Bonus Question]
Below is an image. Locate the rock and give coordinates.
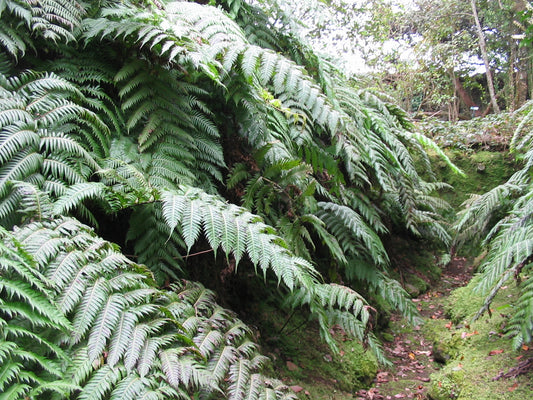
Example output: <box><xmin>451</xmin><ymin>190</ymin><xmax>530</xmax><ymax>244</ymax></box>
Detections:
<box><xmin>382</xmin><ymin>332</ymin><xmax>395</xmax><ymax>342</ymax></box>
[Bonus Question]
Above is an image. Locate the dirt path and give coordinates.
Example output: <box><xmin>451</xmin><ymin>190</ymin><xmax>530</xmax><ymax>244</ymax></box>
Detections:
<box><xmin>354</xmin><ymin>257</ymin><xmax>474</xmax><ymax>400</ymax></box>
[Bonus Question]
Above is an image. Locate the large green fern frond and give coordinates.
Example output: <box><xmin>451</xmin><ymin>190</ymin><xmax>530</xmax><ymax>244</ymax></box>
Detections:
<box><xmin>0</xmin><ymin>225</ymin><xmax>76</xmax><ymax>398</ymax></box>
<box><xmin>5</xmin><ymin>215</ymin><xmax>297</xmax><ymax>399</ymax></box>
<box><xmin>316</xmin><ymin>201</ymin><xmax>389</xmax><ymax>267</ymax></box>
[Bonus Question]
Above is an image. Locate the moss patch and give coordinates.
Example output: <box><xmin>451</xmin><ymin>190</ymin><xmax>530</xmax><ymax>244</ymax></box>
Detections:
<box><xmin>256</xmin><ymin>305</ymin><xmax>378</xmax><ymax>398</ymax></box>
<box><xmin>431</xmin><ymin>149</ymin><xmax>518</xmax><ymax>211</ymax></box>
<box><xmin>426</xmin><ymin>280</ymin><xmax>533</xmax><ymax>400</ymax></box>
<box><xmin>444</xmin><ymin>275</ymin><xmax>485</xmax><ymax>323</ymax></box>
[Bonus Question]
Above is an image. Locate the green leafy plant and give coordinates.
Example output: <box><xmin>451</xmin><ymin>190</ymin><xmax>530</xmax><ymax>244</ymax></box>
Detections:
<box><xmin>454</xmin><ymin>99</ymin><xmax>533</xmax><ymax>348</ymax></box>
<box><xmin>0</xmin><ymin>0</ymin><xmax>456</xmax><ymax>397</ymax></box>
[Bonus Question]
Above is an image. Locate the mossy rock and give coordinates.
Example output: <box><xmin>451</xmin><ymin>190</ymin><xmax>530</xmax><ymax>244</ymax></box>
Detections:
<box><xmin>427</xmin><ymin>149</ymin><xmax>518</xmax><ymax>211</ymax></box>
<box><xmin>444</xmin><ymin>275</ymin><xmax>485</xmax><ymax>323</ymax></box>
<box><xmin>431</xmin><ymin>334</ymin><xmax>462</xmax><ymax>364</ymax></box>
<box><xmin>423</xmin><ymin>319</ymin><xmax>463</xmax><ymax>364</ymax></box>
<box><xmin>335</xmin><ymin>342</ymin><xmax>378</xmax><ymax>391</ymax></box>
<box><xmin>381</xmin><ymin>332</ymin><xmax>395</xmax><ymax>343</ymax></box>
<box><xmin>428</xmin><ymin>368</ymin><xmax>464</xmax><ymax>400</ymax></box>
<box><xmin>255</xmin><ymin>305</ymin><xmax>379</xmax><ymax>397</ymax></box>
<box><xmin>405</xmin><ymin>274</ymin><xmax>430</xmax><ymax>297</ymax></box>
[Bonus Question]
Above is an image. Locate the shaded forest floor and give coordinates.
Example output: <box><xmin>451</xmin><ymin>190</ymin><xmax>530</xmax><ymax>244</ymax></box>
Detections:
<box><xmin>265</xmin><ymin>253</ymin><xmax>533</xmax><ymax>400</ymax></box>
<box><xmin>354</xmin><ymin>256</ymin><xmax>474</xmax><ymax>400</ymax></box>
<box><xmin>257</xmin><ymin>147</ymin><xmax>533</xmax><ymax>399</ymax></box>
<box><xmin>353</xmin><ymin>255</ymin><xmax>533</xmax><ymax>400</ymax></box>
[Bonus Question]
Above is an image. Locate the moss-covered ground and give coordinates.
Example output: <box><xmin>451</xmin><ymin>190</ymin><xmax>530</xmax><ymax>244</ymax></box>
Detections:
<box><xmin>356</xmin><ymin>257</ymin><xmax>533</xmax><ymax>400</ymax></box>
<box><xmin>254</xmin><ymin>303</ymin><xmax>379</xmax><ymax>399</ymax></box>
<box><xmin>430</xmin><ymin>149</ymin><xmax>518</xmax><ymax>210</ymax></box>
<box><xmin>261</xmin><ymin>255</ymin><xmax>533</xmax><ymax>400</ymax></box>
<box><xmin>425</xmin><ymin>275</ymin><xmax>533</xmax><ymax>400</ymax></box>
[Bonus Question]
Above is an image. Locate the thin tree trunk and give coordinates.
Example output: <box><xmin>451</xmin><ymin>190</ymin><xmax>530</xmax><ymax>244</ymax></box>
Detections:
<box><xmin>509</xmin><ymin>42</ymin><xmax>517</xmax><ymax>111</ymax></box>
<box><xmin>453</xmin><ymin>76</ymin><xmax>476</xmax><ymax>109</ymax></box>
<box><xmin>470</xmin><ymin>0</ymin><xmax>500</xmax><ymax>113</ymax></box>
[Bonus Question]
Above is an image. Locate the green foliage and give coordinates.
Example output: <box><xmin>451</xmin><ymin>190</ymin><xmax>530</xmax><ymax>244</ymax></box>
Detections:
<box><xmin>0</xmin><ymin>226</ymin><xmax>75</xmax><ymax>399</ymax></box>
<box><xmin>418</xmin><ymin>112</ymin><xmax>527</xmax><ymax>151</ymax></box>
<box><xmin>0</xmin><ymin>0</ymin><xmax>456</xmax><ymax>396</ymax></box>
<box><xmin>2</xmin><ymin>216</ymin><xmax>298</xmax><ymax>400</ymax></box>
<box><xmin>454</xmin><ymin>100</ymin><xmax>533</xmax><ymax>348</ymax></box>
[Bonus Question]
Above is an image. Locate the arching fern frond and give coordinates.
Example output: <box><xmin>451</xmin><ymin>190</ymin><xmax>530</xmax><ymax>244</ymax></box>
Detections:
<box><xmin>458</xmin><ymin>108</ymin><xmax>533</xmax><ymax>348</ymax></box>
<box><xmin>316</xmin><ymin>201</ymin><xmax>389</xmax><ymax>267</ymax></box>
<box><xmin>5</xmin><ymin>216</ymin><xmax>297</xmax><ymax>399</ymax></box>
<box><xmin>161</xmin><ymin>186</ymin><xmax>320</xmax><ymax>291</ymax></box>
<box><xmin>0</xmin><ymin>225</ymin><xmax>76</xmax><ymax>399</ymax></box>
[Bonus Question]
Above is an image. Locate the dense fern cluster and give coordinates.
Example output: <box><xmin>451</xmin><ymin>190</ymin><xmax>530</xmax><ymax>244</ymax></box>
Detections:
<box><xmin>0</xmin><ymin>0</ymin><xmax>454</xmax><ymax>398</ymax></box>
<box><xmin>1</xmin><ymin>217</ymin><xmax>295</xmax><ymax>399</ymax></box>
<box><xmin>455</xmin><ymin>100</ymin><xmax>533</xmax><ymax>348</ymax></box>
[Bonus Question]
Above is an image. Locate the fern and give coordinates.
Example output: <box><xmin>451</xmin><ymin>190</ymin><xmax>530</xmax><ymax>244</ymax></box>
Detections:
<box><xmin>0</xmin><ymin>69</ymin><xmax>109</xmax><ymax>226</ymax></box>
<box><xmin>456</xmin><ymin>103</ymin><xmax>533</xmax><ymax>348</ymax></box>
<box><xmin>3</xmin><ymin>216</ymin><xmax>298</xmax><ymax>399</ymax></box>
<box><xmin>0</xmin><ymin>2</ymin><xmax>461</xmax><ymax>393</ymax></box>
<box><xmin>161</xmin><ymin>186</ymin><xmax>320</xmax><ymax>291</ymax></box>
<box><xmin>0</xmin><ymin>0</ymin><xmax>82</xmax><ymax>57</ymax></box>
<box><xmin>316</xmin><ymin>201</ymin><xmax>389</xmax><ymax>267</ymax></box>
<box><xmin>0</xmin><ymin>225</ymin><xmax>76</xmax><ymax>398</ymax></box>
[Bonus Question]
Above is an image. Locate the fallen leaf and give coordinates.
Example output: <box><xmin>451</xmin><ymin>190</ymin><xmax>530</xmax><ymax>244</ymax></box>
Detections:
<box><xmin>290</xmin><ymin>386</ymin><xmax>304</xmax><ymax>393</ymax></box>
<box><xmin>462</xmin><ymin>331</ymin><xmax>479</xmax><ymax>339</ymax></box>
<box><xmin>286</xmin><ymin>361</ymin><xmax>299</xmax><ymax>371</ymax></box>
<box><xmin>488</xmin><ymin>349</ymin><xmax>504</xmax><ymax>356</ymax></box>
<box><xmin>445</xmin><ymin>321</ymin><xmax>453</xmax><ymax>330</ymax></box>
<box><xmin>522</xmin><ymin>344</ymin><xmax>529</xmax><ymax>351</ymax></box>
<box><xmin>508</xmin><ymin>383</ymin><xmax>519</xmax><ymax>392</ymax></box>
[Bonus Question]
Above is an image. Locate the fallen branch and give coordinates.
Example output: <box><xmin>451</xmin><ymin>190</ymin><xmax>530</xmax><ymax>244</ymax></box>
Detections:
<box><xmin>492</xmin><ymin>357</ymin><xmax>533</xmax><ymax>380</ymax></box>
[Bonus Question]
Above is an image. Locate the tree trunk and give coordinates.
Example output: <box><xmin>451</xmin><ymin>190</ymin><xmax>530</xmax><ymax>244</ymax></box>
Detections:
<box><xmin>453</xmin><ymin>76</ymin><xmax>477</xmax><ymax>109</ymax></box>
<box><xmin>470</xmin><ymin>0</ymin><xmax>500</xmax><ymax>113</ymax></box>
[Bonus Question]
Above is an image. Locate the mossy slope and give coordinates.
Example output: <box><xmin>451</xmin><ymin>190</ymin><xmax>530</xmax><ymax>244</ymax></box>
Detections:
<box><xmin>425</xmin><ymin>278</ymin><xmax>533</xmax><ymax>400</ymax></box>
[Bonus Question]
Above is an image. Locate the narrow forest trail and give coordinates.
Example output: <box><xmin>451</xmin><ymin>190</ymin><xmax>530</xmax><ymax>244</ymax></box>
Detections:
<box><xmin>354</xmin><ymin>257</ymin><xmax>475</xmax><ymax>400</ymax></box>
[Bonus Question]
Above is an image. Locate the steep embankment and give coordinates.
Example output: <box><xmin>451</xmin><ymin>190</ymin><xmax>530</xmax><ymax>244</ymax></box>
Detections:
<box><xmin>355</xmin><ymin>256</ymin><xmax>533</xmax><ymax>400</ymax></box>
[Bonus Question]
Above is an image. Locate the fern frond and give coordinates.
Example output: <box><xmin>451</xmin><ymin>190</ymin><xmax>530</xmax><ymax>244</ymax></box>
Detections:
<box><xmin>316</xmin><ymin>201</ymin><xmax>389</xmax><ymax>267</ymax></box>
<box><xmin>0</xmin><ymin>225</ymin><xmax>73</xmax><ymax>397</ymax></box>
<box><xmin>6</xmin><ymin>215</ymin><xmax>298</xmax><ymax>399</ymax></box>
<box><xmin>161</xmin><ymin>187</ymin><xmax>320</xmax><ymax>291</ymax></box>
